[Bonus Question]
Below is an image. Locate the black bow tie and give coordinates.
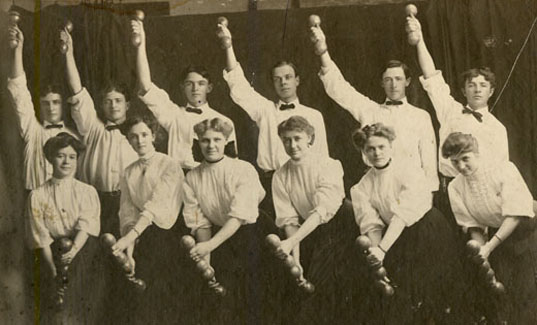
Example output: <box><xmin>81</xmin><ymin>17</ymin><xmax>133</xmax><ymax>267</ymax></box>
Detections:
<box><xmin>45</xmin><ymin>124</ymin><xmax>63</xmax><ymax>129</ymax></box>
<box><xmin>462</xmin><ymin>107</ymin><xmax>483</xmax><ymax>122</ymax></box>
<box><xmin>186</xmin><ymin>106</ymin><xmax>203</xmax><ymax>115</ymax></box>
<box><xmin>385</xmin><ymin>100</ymin><xmax>403</xmax><ymax>106</ymax></box>
<box><xmin>279</xmin><ymin>103</ymin><xmax>295</xmax><ymax>111</ymax></box>
<box><xmin>106</xmin><ymin>124</ymin><xmax>121</xmax><ymax>131</ymax></box>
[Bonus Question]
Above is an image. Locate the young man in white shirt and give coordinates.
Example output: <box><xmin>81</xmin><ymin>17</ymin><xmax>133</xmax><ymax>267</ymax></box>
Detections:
<box><xmin>310</xmin><ymin>21</ymin><xmax>439</xmax><ymax>194</ymax></box>
<box><xmin>7</xmin><ymin>26</ymin><xmax>79</xmax><ymax>191</ymax></box>
<box><xmin>218</xmin><ymin>20</ymin><xmax>329</xmax><ymax>214</ymax></box>
<box><xmin>131</xmin><ymin>19</ymin><xmax>237</xmax><ymax>173</ymax></box>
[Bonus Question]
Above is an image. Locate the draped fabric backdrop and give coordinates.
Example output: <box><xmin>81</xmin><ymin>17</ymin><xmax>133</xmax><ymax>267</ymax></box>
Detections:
<box><xmin>1</xmin><ymin>0</ymin><xmax>536</xmax><ymax>323</ymax></box>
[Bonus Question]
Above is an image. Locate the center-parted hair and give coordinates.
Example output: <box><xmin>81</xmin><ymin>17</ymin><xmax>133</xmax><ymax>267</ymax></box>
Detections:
<box><xmin>119</xmin><ymin>113</ymin><xmax>160</xmax><ymax>138</ymax></box>
<box><xmin>441</xmin><ymin>132</ymin><xmax>479</xmax><ymax>159</ymax></box>
<box><xmin>352</xmin><ymin>123</ymin><xmax>396</xmax><ymax>150</ymax></box>
<box><xmin>277</xmin><ymin>116</ymin><xmax>316</xmax><ymax>144</ymax></box>
<box><xmin>181</xmin><ymin>65</ymin><xmax>212</xmax><ymax>84</ymax></box>
<box><xmin>193</xmin><ymin>118</ymin><xmax>234</xmax><ymax>140</ymax></box>
<box><xmin>381</xmin><ymin>60</ymin><xmax>411</xmax><ymax>80</ymax></box>
<box><xmin>43</xmin><ymin>132</ymin><xmax>86</xmax><ymax>163</ymax></box>
<box><xmin>271</xmin><ymin>61</ymin><xmax>300</xmax><ymax>79</ymax></box>
<box><xmin>100</xmin><ymin>81</ymin><xmax>131</xmax><ymax>102</ymax></box>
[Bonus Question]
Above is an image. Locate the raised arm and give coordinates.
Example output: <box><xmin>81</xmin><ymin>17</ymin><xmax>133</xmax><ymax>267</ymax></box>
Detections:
<box><xmin>218</xmin><ymin>18</ymin><xmax>238</xmax><ymax>72</ymax></box>
<box><xmin>62</xmin><ymin>28</ymin><xmax>82</xmax><ymax>95</ymax></box>
<box><xmin>132</xmin><ymin>19</ymin><xmax>151</xmax><ymax>94</ymax></box>
<box><xmin>407</xmin><ymin>16</ymin><xmax>436</xmax><ymax>79</ymax></box>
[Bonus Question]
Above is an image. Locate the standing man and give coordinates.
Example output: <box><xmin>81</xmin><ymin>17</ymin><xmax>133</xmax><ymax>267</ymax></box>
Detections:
<box><xmin>310</xmin><ymin>21</ymin><xmax>439</xmax><ymax>193</ymax></box>
<box><xmin>62</xmin><ymin>28</ymin><xmax>138</xmax><ymax>237</ymax></box>
<box><xmin>219</xmin><ymin>20</ymin><xmax>329</xmax><ymax>212</ymax></box>
<box><xmin>7</xmin><ymin>25</ymin><xmax>79</xmax><ymax>191</ymax></box>
<box><xmin>132</xmin><ymin>19</ymin><xmax>237</xmax><ymax>173</ymax></box>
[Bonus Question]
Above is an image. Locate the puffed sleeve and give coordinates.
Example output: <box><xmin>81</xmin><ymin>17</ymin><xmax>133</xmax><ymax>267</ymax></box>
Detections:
<box><xmin>118</xmin><ymin>174</ymin><xmax>141</xmax><ymax>236</ymax></box>
<box><xmin>26</xmin><ymin>190</ymin><xmax>54</xmax><ymax>249</ymax></box>
<box><xmin>448</xmin><ymin>178</ymin><xmax>484</xmax><ymax>229</ymax></box>
<box><xmin>312</xmin><ymin>159</ymin><xmax>345</xmax><ymax>223</ymax></box>
<box><xmin>142</xmin><ymin>159</ymin><xmax>183</xmax><ymax>230</ymax></box>
<box><xmin>499</xmin><ymin>162</ymin><xmax>535</xmax><ymax>218</ymax></box>
<box><xmin>390</xmin><ymin>168</ymin><xmax>432</xmax><ymax>227</ymax></box>
<box><xmin>228</xmin><ymin>162</ymin><xmax>265</xmax><ymax>224</ymax></box>
<box><xmin>74</xmin><ymin>183</ymin><xmax>101</xmax><ymax>237</ymax></box>
<box><xmin>351</xmin><ymin>175</ymin><xmax>385</xmax><ymax>235</ymax></box>
<box><xmin>7</xmin><ymin>74</ymin><xmax>39</xmax><ymax>142</ymax></box>
<box><xmin>272</xmin><ymin>167</ymin><xmax>300</xmax><ymax>228</ymax></box>
<box><xmin>69</xmin><ymin>88</ymin><xmax>100</xmax><ymax>137</ymax></box>
<box><xmin>138</xmin><ymin>83</ymin><xmax>181</xmax><ymax>131</ymax></box>
<box><xmin>223</xmin><ymin>63</ymin><xmax>273</xmax><ymax>123</ymax></box>
<box><xmin>183</xmin><ymin>172</ymin><xmax>212</xmax><ymax>234</ymax></box>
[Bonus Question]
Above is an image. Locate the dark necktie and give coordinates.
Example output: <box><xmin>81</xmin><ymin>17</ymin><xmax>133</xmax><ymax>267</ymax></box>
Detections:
<box><xmin>106</xmin><ymin>124</ymin><xmax>121</xmax><ymax>131</ymax></box>
<box><xmin>385</xmin><ymin>100</ymin><xmax>403</xmax><ymax>106</ymax></box>
<box><xmin>279</xmin><ymin>103</ymin><xmax>295</xmax><ymax>111</ymax></box>
<box><xmin>186</xmin><ymin>106</ymin><xmax>203</xmax><ymax>115</ymax></box>
<box><xmin>462</xmin><ymin>107</ymin><xmax>483</xmax><ymax>123</ymax></box>
<box><xmin>45</xmin><ymin>124</ymin><xmax>63</xmax><ymax>129</ymax></box>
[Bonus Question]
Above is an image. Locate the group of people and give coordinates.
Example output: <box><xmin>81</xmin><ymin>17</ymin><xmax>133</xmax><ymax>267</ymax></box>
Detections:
<box><xmin>6</xmin><ymin>9</ymin><xmax>537</xmax><ymax>325</ymax></box>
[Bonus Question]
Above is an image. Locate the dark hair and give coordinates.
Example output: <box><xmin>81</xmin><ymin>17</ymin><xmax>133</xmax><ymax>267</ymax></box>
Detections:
<box><xmin>270</xmin><ymin>61</ymin><xmax>300</xmax><ymax>79</ymax></box>
<box><xmin>460</xmin><ymin>67</ymin><xmax>496</xmax><ymax>89</ymax></box>
<box><xmin>441</xmin><ymin>132</ymin><xmax>479</xmax><ymax>159</ymax></box>
<box><xmin>119</xmin><ymin>113</ymin><xmax>159</xmax><ymax>137</ymax></box>
<box><xmin>352</xmin><ymin>123</ymin><xmax>396</xmax><ymax>150</ymax></box>
<box><xmin>193</xmin><ymin>118</ymin><xmax>234</xmax><ymax>140</ymax></box>
<box><xmin>277</xmin><ymin>116</ymin><xmax>315</xmax><ymax>144</ymax></box>
<box><xmin>40</xmin><ymin>83</ymin><xmax>63</xmax><ymax>98</ymax></box>
<box><xmin>100</xmin><ymin>81</ymin><xmax>131</xmax><ymax>102</ymax></box>
<box><xmin>381</xmin><ymin>60</ymin><xmax>411</xmax><ymax>80</ymax></box>
<box><xmin>180</xmin><ymin>65</ymin><xmax>212</xmax><ymax>84</ymax></box>
<box><xmin>43</xmin><ymin>132</ymin><xmax>85</xmax><ymax>163</ymax></box>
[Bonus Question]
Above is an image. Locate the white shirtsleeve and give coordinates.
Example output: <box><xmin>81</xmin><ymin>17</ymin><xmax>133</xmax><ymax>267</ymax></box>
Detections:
<box><xmin>26</xmin><ymin>191</ymin><xmax>54</xmax><ymax>249</ymax></box>
<box><xmin>272</xmin><ymin>168</ymin><xmax>300</xmax><ymax>228</ymax></box>
<box><xmin>7</xmin><ymin>74</ymin><xmax>39</xmax><ymax>142</ymax></box>
<box><xmin>318</xmin><ymin>59</ymin><xmax>378</xmax><ymax>124</ymax></box>
<box><xmin>138</xmin><ymin>83</ymin><xmax>181</xmax><ymax>131</ymax></box>
<box><xmin>311</xmin><ymin>159</ymin><xmax>345</xmax><ymax>223</ymax></box>
<box><xmin>223</xmin><ymin>63</ymin><xmax>273</xmax><ymax>124</ymax></box>
<box><xmin>391</xmin><ymin>168</ymin><xmax>432</xmax><ymax>227</ymax></box>
<box><xmin>419</xmin><ymin>71</ymin><xmax>461</xmax><ymax>126</ymax></box>
<box><xmin>228</xmin><ymin>162</ymin><xmax>265</xmax><ymax>224</ymax></box>
<box><xmin>448</xmin><ymin>178</ymin><xmax>485</xmax><ymax>230</ymax></box>
<box><xmin>499</xmin><ymin>162</ymin><xmax>535</xmax><ymax>218</ymax></box>
<box><xmin>183</xmin><ymin>175</ymin><xmax>213</xmax><ymax>234</ymax></box>
<box><xmin>69</xmin><ymin>87</ymin><xmax>100</xmax><ymax>137</ymax></box>
<box><xmin>75</xmin><ymin>184</ymin><xmax>101</xmax><ymax>237</ymax></box>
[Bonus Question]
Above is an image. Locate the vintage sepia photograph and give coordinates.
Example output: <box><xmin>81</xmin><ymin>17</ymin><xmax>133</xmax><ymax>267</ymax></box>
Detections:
<box><xmin>0</xmin><ymin>0</ymin><xmax>536</xmax><ymax>324</ymax></box>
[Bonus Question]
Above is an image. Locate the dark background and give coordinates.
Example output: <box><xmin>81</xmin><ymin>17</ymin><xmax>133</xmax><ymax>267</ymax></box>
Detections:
<box><xmin>1</xmin><ymin>0</ymin><xmax>536</xmax><ymax>322</ymax></box>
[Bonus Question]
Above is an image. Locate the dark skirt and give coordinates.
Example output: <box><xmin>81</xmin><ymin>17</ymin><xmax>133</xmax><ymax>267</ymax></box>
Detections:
<box><xmin>469</xmin><ymin>216</ymin><xmax>537</xmax><ymax>324</ymax></box>
<box><xmin>36</xmin><ymin>236</ymin><xmax>107</xmax><ymax>324</ymax></box>
<box><xmin>189</xmin><ymin>211</ymin><xmax>281</xmax><ymax>325</ymax></box>
<box><xmin>281</xmin><ymin>199</ymin><xmax>358</xmax><ymax>325</ymax></box>
<box><xmin>345</xmin><ymin>207</ymin><xmax>469</xmax><ymax>325</ymax></box>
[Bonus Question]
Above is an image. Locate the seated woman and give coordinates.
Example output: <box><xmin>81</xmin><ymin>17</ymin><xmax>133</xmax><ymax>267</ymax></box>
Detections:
<box><xmin>443</xmin><ymin>132</ymin><xmax>537</xmax><ymax>324</ymax></box>
<box><xmin>111</xmin><ymin>113</ymin><xmax>184</xmax><ymax>324</ymax></box>
<box><xmin>271</xmin><ymin>116</ymin><xmax>355</xmax><ymax>324</ymax></box>
<box><xmin>350</xmin><ymin>123</ymin><xmax>467</xmax><ymax>324</ymax></box>
<box><xmin>183</xmin><ymin>117</ymin><xmax>278</xmax><ymax>324</ymax></box>
<box><xmin>27</xmin><ymin>132</ymin><xmax>104</xmax><ymax>323</ymax></box>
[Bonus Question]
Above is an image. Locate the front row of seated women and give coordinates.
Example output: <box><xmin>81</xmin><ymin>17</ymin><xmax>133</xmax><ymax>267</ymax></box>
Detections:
<box><xmin>27</xmin><ymin>113</ymin><xmax>537</xmax><ymax>324</ymax></box>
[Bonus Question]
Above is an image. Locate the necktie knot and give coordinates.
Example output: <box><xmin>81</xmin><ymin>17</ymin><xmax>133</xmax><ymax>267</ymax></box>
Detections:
<box><xmin>186</xmin><ymin>106</ymin><xmax>203</xmax><ymax>115</ymax></box>
<box><xmin>462</xmin><ymin>107</ymin><xmax>483</xmax><ymax>122</ymax></box>
<box><xmin>106</xmin><ymin>124</ymin><xmax>121</xmax><ymax>131</ymax></box>
<box><xmin>385</xmin><ymin>100</ymin><xmax>403</xmax><ymax>106</ymax></box>
<box><xmin>279</xmin><ymin>103</ymin><xmax>295</xmax><ymax>111</ymax></box>
<box><xmin>45</xmin><ymin>124</ymin><xmax>63</xmax><ymax>129</ymax></box>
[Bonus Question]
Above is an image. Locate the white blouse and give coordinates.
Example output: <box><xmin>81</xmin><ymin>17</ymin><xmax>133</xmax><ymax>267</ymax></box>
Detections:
<box><xmin>119</xmin><ymin>152</ymin><xmax>184</xmax><ymax>236</ymax></box>
<box><xmin>351</xmin><ymin>161</ymin><xmax>432</xmax><ymax>235</ymax></box>
<box><xmin>183</xmin><ymin>157</ymin><xmax>265</xmax><ymax>233</ymax></box>
<box><xmin>27</xmin><ymin>178</ymin><xmax>100</xmax><ymax>249</ymax></box>
<box><xmin>272</xmin><ymin>154</ymin><xmax>345</xmax><ymax>228</ymax></box>
<box><xmin>448</xmin><ymin>161</ymin><xmax>535</xmax><ymax>230</ymax></box>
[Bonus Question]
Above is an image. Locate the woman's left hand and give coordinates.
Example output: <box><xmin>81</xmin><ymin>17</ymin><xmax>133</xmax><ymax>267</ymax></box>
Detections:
<box><xmin>61</xmin><ymin>247</ymin><xmax>77</xmax><ymax>265</ymax></box>
<box><xmin>190</xmin><ymin>242</ymin><xmax>214</xmax><ymax>260</ymax></box>
<box><xmin>112</xmin><ymin>234</ymin><xmax>136</xmax><ymax>256</ymax></box>
<box><xmin>479</xmin><ymin>244</ymin><xmax>492</xmax><ymax>260</ymax></box>
<box><xmin>368</xmin><ymin>247</ymin><xmax>386</xmax><ymax>264</ymax></box>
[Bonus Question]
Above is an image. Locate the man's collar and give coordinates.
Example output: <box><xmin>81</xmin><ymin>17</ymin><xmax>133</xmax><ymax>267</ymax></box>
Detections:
<box><xmin>277</xmin><ymin>98</ymin><xmax>300</xmax><ymax>108</ymax></box>
<box><xmin>43</xmin><ymin>120</ymin><xmax>64</xmax><ymax>128</ymax></box>
<box><xmin>383</xmin><ymin>97</ymin><xmax>408</xmax><ymax>106</ymax></box>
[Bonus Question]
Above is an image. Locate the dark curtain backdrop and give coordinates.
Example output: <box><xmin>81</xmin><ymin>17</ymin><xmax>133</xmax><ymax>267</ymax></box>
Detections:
<box><xmin>1</xmin><ymin>1</ymin><xmax>536</xmax><ymax>323</ymax></box>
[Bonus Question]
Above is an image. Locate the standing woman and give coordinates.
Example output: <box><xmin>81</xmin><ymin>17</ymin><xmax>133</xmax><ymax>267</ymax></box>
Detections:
<box><xmin>350</xmin><ymin>123</ymin><xmax>468</xmax><ymax>324</ymax></box>
<box><xmin>111</xmin><ymin>113</ymin><xmax>184</xmax><ymax>324</ymax></box>
<box><xmin>183</xmin><ymin>117</ymin><xmax>278</xmax><ymax>325</ymax></box>
<box><xmin>443</xmin><ymin>132</ymin><xmax>537</xmax><ymax>324</ymax></box>
<box><xmin>26</xmin><ymin>132</ymin><xmax>104</xmax><ymax>323</ymax></box>
<box><xmin>271</xmin><ymin>116</ymin><xmax>353</xmax><ymax>324</ymax></box>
